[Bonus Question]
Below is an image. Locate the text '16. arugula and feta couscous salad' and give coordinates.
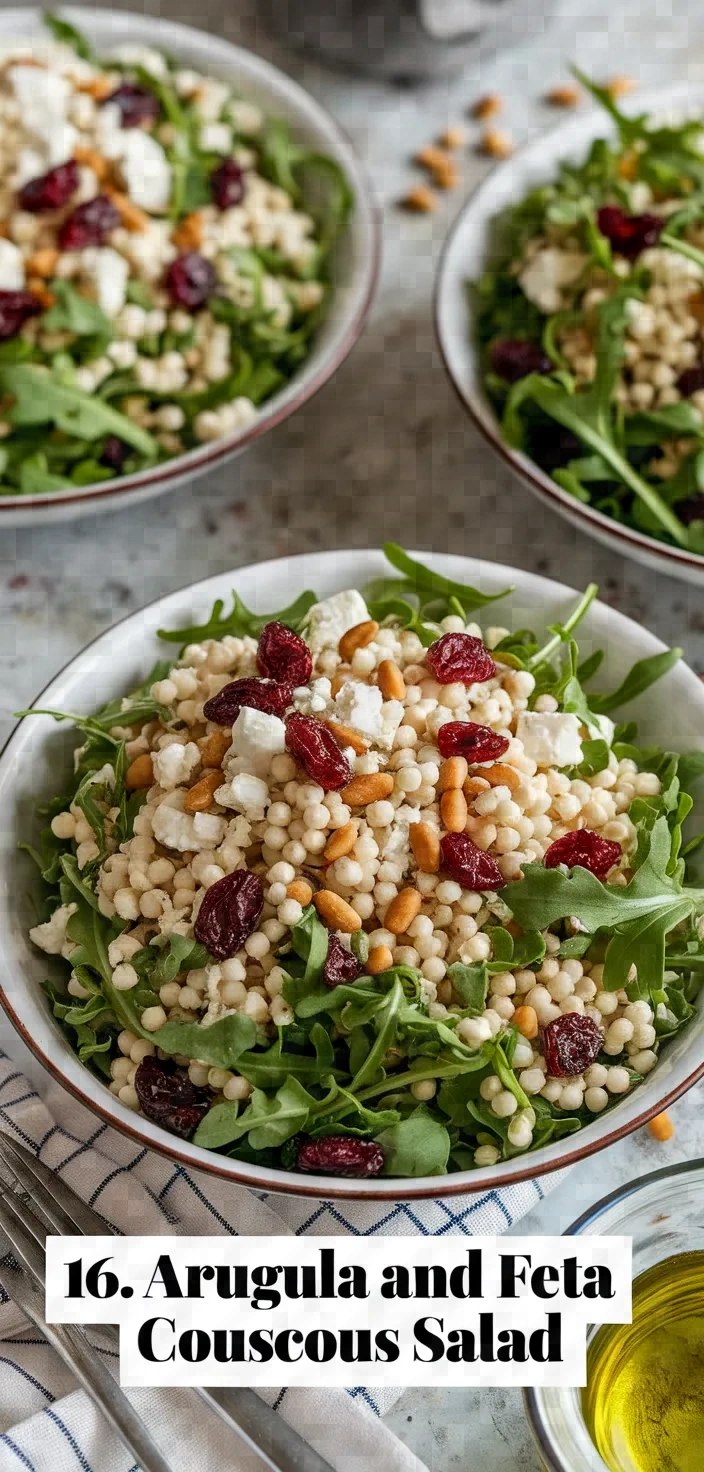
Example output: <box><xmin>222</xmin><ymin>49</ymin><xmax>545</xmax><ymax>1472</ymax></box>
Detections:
<box><xmin>24</xmin><ymin>548</ymin><xmax>704</xmax><ymax>1180</ymax></box>
<box><xmin>0</xmin><ymin>13</ymin><xmax>351</xmax><ymax>496</ymax></box>
<box><xmin>476</xmin><ymin>72</ymin><xmax>704</xmax><ymax>555</ymax></box>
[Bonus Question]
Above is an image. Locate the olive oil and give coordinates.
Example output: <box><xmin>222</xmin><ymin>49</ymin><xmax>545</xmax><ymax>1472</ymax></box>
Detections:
<box><xmin>583</xmin><ymin>1251</ymin><xmax>704</xmax><ymax>1472</ymax></box>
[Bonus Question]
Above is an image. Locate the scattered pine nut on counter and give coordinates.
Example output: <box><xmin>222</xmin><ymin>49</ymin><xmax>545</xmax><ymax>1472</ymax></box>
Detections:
<box><xmin>24</xmin><ymin>544</ymin><xmax>704</xmax><ymax>1180</ymax></box>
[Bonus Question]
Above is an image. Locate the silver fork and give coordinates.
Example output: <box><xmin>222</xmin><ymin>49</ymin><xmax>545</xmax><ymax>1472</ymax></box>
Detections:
<box><xmin>0</xmin><ymin>1131</ymin><xmax>335</xmax><ymax>1472</ymax></box>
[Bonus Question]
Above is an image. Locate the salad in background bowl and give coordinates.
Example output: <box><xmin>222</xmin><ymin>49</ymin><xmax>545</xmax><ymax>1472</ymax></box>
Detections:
<box><xmin>0</xmin><ymin>8</ymin><xmax>378</xmax><ymax>524</ymax></box>
<box><xmin>5</xmin><ymin>546</ymin><xmax>704</xmax><ymax>1196</ymax></box>
<box><xmin>436</xmin><ymin>76</ymin><xmax>704</xmax><ymax>583</ymax></box>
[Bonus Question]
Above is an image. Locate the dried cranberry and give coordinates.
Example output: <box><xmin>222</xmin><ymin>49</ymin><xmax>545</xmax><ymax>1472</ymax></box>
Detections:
<box><xmin>490</xmin><ymin>339</ymin><xmax>553</xmax><ymax>383</ymax></box>
<box><xmin>676</xmin><ymin>365</ymin><xmax>704</xmax><ymax>398</ymax></box>
<box><xmin>106</xmin><ymin>82</ymin><xmax>160</xmax><ymax>129</ymax></box>
<box><xmin>427</xmin><ymin>632</ymin><xmax>496</xmax><ymax>686</ymax></box>
<box><xmin>203</xmin><ymin>677</ymin><xmax>293</xmax><ymax>726</ymax></box>
<box><xmin>323</xmin><ymin>936</ymin><xmax>362</xmax><ymax>989</ymax></box>
<box><xmin>59</xmin><ymin>194</ymin><xmax>121</xmax><ymax>249</ymax></box>
<box><xmin>679</xmin><ymin>493</ymin><xmax>704</xmax><ymax>525</ymax></box>
<box><xmin>285</xmin><ymin>712</ymin><xmax>352</xmax><ymax>790</ymax></box>
<box><xmin>194</xmin><ymin>869</ymin><xmax>264</xmax><ymax>960</ymax></box>
<box><xmin>101</xmin><ymin>436</ymin><xmax>131</xmax><ymax>471</ymax></box>
<box><xmin>297</xmin><ymin>1136</ymin><xmax>385</xmax><ymax>1177</ymax></box>
<box><xmin>544</xmin><ymin>829</ymin><xmax>621</xmax><ymax>880</ymax></box>
<box><xmin>596</xmin><ymin>205</ymin><xmax>663</xmax><ymax>260</ymax></box>
<box><xmin>165</xmin><ymin>252</ymin><xmax>217</xmax><ymax>309</ymax></box>
<box><xmin>440</xmin><ymin>831</ymin><xmax>503</xmax><ymax>891</ymax></box>
<box><xmin>134</xmin><ymin>1056</ymin><xmax>209</xmax><ymax>1139</ymax></box>
<box><xmin>211</xmin><ymin>157</ymin><xmax>245</xmax><ymax>209</ymax></box>
<box><xmin>543</xmin><ymin>1014</ymin><xmax>604</xmax><ymax>1078</ymax></box>
<box><xmin>0</xmin><ymin>290</ymin><xmax>42</xmax><ymax>341</ymax></box>
<box><xmin>257</xmin><ymin>621</ymin><xmax>313</xmax><ymax>686</ymax></box>
<box><xmin>19</xmin><ymin>159</ymin><xmax>79</xmax><ymax>213</ymax></box>
<box><xmin>437</xmin><ymin>721</ymin><xmax>509</xmax><ymax>764</ymax></box>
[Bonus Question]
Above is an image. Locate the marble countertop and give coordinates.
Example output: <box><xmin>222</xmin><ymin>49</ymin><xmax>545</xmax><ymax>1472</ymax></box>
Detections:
<box><xmin>1</xmin><ymin>0</ymin><xmax>703</xmax><ymax>1464</ymax></box>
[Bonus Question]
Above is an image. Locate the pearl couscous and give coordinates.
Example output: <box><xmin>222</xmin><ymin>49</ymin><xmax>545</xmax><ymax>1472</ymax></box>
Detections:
<box><xmin>0</xmin><ymin>14</ymin><xmax>350</xmax><ymax>495</ymax></box>
<box><xmin>25</xmin><ymin>546</ymin><xmax>704</xmax><ymax>1179</ymax></box>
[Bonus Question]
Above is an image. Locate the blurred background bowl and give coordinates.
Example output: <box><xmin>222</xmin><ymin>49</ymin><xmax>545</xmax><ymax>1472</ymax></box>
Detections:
<box><xmin>0</xmin><ymin>7</ymin><xmax>380</xmax><ymax>526</ymax></box>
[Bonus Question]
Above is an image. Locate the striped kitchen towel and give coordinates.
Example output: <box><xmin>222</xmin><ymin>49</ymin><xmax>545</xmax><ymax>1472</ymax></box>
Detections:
<box><xmin>0</xmin><ymin>1053</ymin><xmax>566</xmax><ymax>1471</ymax></box>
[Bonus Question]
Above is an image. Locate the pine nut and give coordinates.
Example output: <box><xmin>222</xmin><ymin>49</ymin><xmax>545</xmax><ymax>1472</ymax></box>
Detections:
<box><xmin>410</xmin><ymin>821</ymin><xmax>441</xmax><ymax>873</ymax></box>
<box><xmin>546</xmin><ymin>84</ymin><xmax>581</xmax><ymax>106</ymax></box>
<box><xmin>385</xmin><ymin>887</ymin><xmax>423</xmax><ymax>936</ymax></box>
<box><xmin>441</xmin><ymin>787</ymin><xmax>468</xmax><ymax>833</ymax></box>
<box><xmin>476</xmin><ymin>763</ymin><xmax>521</xmax><ymax>790</ymax></box>
<box><xmin>438</xmin><ymin>756</ymin><xmax>468</xmax><ymax>792</ymax></box>
<box><xmin>480</xmin><ymin>128</ymin><xmax>513</xmax><ymax>158</ymax></box>
<box><xmin>324</xmin><ymin>822</ymin><xmax>358</xmax><ymax>861</ymax></box>
<box><xmin>401</xmin><ymin>185</ymin><xmax>437</xmax><ymax>213</ymax></box>
<box><xmin>27</xmin><ymin>278</ymin><xmax>53</xmax><ymax>308</ymax></box>
<box><xmin>472</xmin><ymin>93</ymin><xmax>502</xmax><ymax>119</ymax></box>
<box><xmin>648</xmin><ymin>1111</ymin><xmax>674</xmax><ymax>1141</ymax></box>
<box><xmin>341</xmin><ymin>773</ymin><xmax>395</xmax><ymax>805</ymax></box>
<box><xmin>439</xmin><ymin>125</ymin><xmax>466</xmax><ymax>149</ymax></box>
<box><xmin>377</xmin><ymin>659</ymin><xmax>406</xmax><ymax>700</ymax></box>
<box><xmin>26</xmin><ymin>247</ymin><xmax>59</xmax><ymax>278</ymax></box>
<box><xmin>367</xmin><ymin>944</ymin><xmax>393</xmax><ymax>975</ymax></box>
<box><xmin>339</xmin><ymin>620</ymin><xmax>379</xmax><ymax>660</ymax></box>
<box><xmin>287</xmin><ymin>879</ymin><xmax>313</xmax><ymax>906</ymax></box>
<box><xmin>75</xmin><ymin>75</ymin><xmax>114</xmax><ymax>99</ymax></box>
<box><xmin>606</xmin><ymin>75</ymin><xmax>637</xmax><ymax>98</ymax></box>
<box><xmin>314</xmin><ymin>890</ymin><xmax>362</xmax><ymax>933</ymax></box>
<box><xmin>105</xmin><ymin>187</ymin><xmax>149</xmax><ymax>232</ymax></box>
<box><xmin>184</xmin><ymin>769</ymin><xmax>221</xmax><ymax>813</ymax></box>
<box><xmin>126</xmin><ymin>753</ymin><xmax>154</xmax><ymax>790</ymax></box>
<box><xmin>74</xmin><ymin>145</ymin><xmax>111</xmax><ymax>181</ymax></box>
<box><xmin>330</xmin><ymin>667</ymin><xmax>352</xmax><ymax>697</ymax></box>
<box><xmin>200</xmin><ymin>729</ymin><xmax>230</xmax><ymax>767</ymax></box>
<box><xmin>324</xmin><ymin>718</ymin><xmax>368</xmax><ymax>755</ymax></box>
<box><xmin>513</xmin><ymin>1005</ymin><xmax>539</xmax><ymax>1040</ymax></box>
<box><xmin>171</xmin><ymin>211</ymin><xmax>203</xmax><ymax>251</ymax></box>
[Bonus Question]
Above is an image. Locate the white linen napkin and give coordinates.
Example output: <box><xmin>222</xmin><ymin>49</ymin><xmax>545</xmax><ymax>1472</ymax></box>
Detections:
<box><xmin>0</xmin><ymin>1053</ymin><xmax>566</xmax><ymax>1470</ymax></box>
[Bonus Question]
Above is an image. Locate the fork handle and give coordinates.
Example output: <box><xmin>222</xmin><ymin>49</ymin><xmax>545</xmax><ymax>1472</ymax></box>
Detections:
<box><xmin>199</xmin><ymin>1386</ymin><xmax>336</xmax><ymax>1472</ymax></box>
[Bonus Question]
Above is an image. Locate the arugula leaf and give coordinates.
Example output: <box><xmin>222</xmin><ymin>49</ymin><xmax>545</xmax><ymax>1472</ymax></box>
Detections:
<box><xmin>1</xmin><ymin>365</ymin><xmax>157</xmax><ymax>459</ymax></box>
<box><xmin>236</xmin><ymin>1024</ymin><xmax>342</xmax><ymax>1089</ymax></box>
<box><xmin>503</xmin><ymin>815</ymin><xmax>703</xmax><ymax>996</ymax></box>
<box><xmin>42</xmin><ymin>282</ymin><xmax>113</xmax><ymax>340</ymax></box>
<box><xmin>503</xmin><ymin>290</ymin><xmax>690</xmax><ymax>547</ymax></box>
<box><xmin>375</xmin><ymin>1106</ymin><xmax>451</xmax><ymax>1178</ymax></box>
<box><xmin>43</xmin><ymin>11</ymin><xmax>94</xmax><ymax>59</ymax></box>
<box><xmin>589</xmin><ymin>648</ymin><xmax>683</xmax><ymax>714</ymax></box>
<box><xmin>447</xmin><ymin>962</ymin><xmax>488</xmax><ymax>1015</ymax></box>
<box><xmin>157</xmin><ymin>588</ymin><xmax>317</xmax><ymax>644</ymax></box>
<box><xmin>194</xmin><ymin>1077</ymin><xmax>319</xmax><ymax>1151</ymax></box>
<box><xmin>382</xmin><ymin>544</ymin><xmax>513</xmax><ymax>612</ymax></box>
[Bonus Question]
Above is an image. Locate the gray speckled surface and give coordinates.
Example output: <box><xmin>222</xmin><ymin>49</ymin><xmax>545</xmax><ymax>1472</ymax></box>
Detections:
<box><xmin>1</xmin><ymin>0</ymin><xmax>703</xmax><ymax>1464</ymax></box>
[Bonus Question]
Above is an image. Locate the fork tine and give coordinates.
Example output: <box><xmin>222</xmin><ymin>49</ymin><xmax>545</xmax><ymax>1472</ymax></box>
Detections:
<box><xmin>0</xmin><ymin>1134</ymin><xmax>95</xmax><ymax>1238</ymax></box>
<box><xmin>0</xmin><ymin>1133</ymin><xmax>114</xmax><ymax>1237</ymax></box>
<box><xmin>0</xmin><ymin>1188</ymin><xmax>47</xmax><ymax>1286</ymax></box>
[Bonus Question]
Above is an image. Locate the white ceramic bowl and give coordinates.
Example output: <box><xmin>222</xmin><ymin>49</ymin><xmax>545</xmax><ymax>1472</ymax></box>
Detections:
<box><xmin>0</xmin><ymin>8</ymin><xmax>379</xmax><ymax>526</ymax></box>
<box><xmin>435</xmin><ymin>84</ymin><xmax>704</xmax><ymax>586</ymax></box>
<box><xmin>1</xmin><ymin>549</ymin><xmax>702</xmax><ymax>1199</ymax></box>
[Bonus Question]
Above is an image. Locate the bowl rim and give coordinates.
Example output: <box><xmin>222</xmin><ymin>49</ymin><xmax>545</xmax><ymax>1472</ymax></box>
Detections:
<box><xmin>434</xmin><ymin>81</ymin><xmax>704</xmax><ymax>575</ymax></box>
<box><xmin>2</xmin><ymin>547</ymin><xmax>704</xmax><ymax>1199</ymax></box>
<box><xmin>0</xmin><ymin>6</ymin><xmax>381</xmax><ymax>515</ymax></box>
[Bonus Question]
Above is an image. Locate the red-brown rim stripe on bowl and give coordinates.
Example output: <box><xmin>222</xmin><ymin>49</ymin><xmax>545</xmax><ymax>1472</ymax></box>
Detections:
<box><xmin>432</xmin><ymin>136</ymin><xmax>704</xmax><ymax>575</ymax></box>
<box><xmin>2</xmin><ymin>558</ymin><xmax>703</xmax><ymax>1199</ymax></box>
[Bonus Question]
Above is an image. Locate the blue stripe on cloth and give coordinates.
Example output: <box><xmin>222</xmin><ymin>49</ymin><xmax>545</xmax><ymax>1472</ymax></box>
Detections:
<box><xmin>349</xmin><ymin>1387</ymin><xmax>382</xmax><ymax>1416</ymax></box>
<box><xmin>162</xmin><ymin>1168</ymin><xmax>237</xmax><ymax>1234</ymax></box>
<box><xmin>0</xmin><ymin>1434</ymin><xmax>35</xmax><ymax>1469</ymax></box>
<box><xmin>45</xmin><ymin>1410</ymin><xmax>95</xmax><ymax>1472</ymax></box>
<box><xmin>0</xmin><ymin>1355</ymin><xmax>54</xmax><ymax>1403</ymax></box>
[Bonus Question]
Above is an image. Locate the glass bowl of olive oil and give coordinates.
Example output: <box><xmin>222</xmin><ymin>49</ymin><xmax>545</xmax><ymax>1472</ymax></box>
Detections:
<box><xmin>524</xmin><ymin>1159</ymin><xmax>704</xmax><ymax>1472</ymax></box>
